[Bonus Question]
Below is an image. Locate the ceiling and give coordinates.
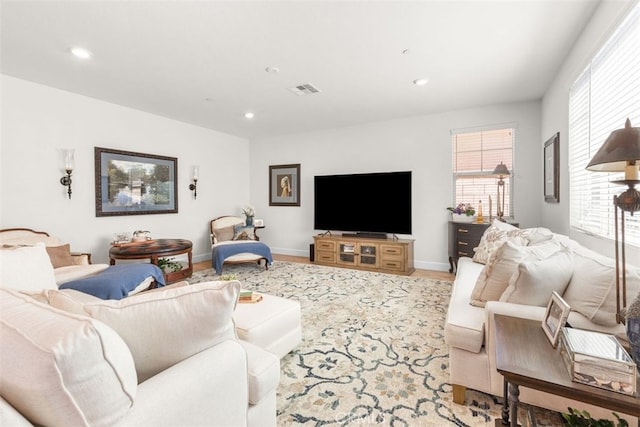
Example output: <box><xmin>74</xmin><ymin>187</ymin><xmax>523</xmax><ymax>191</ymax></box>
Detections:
<box><xmin>1</xmin><ymin>1</ymin><xmax>600</xmax><ymax>140</ymax></box>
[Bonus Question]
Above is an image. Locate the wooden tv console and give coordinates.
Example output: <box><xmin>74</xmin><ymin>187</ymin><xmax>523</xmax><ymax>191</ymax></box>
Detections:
<box><xmin>313</xmin><ymin>234</ymin><xmax>415</xmax><ymax>275</ymax></box>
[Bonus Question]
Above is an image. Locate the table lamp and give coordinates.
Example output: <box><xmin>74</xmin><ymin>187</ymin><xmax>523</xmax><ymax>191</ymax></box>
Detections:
<box><xmin>492</xmin><ymin>162</ymin><xmax>510</xmax><ymax>221</ymax></box>
<box><xmin>585</xmin><ymin>118</ymin><xmax>640</xmax><ymax>367</ymax></box>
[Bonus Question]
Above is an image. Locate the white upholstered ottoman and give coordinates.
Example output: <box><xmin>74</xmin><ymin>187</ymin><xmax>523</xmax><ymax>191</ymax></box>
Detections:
<box><xmin>233</xmin><ymin>293</ymin><xmax>302</xmax><ymax>358</ymax></box>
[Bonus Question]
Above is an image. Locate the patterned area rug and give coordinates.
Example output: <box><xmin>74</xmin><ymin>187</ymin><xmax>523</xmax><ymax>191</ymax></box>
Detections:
<box><xmin>190</xmin><ymin>261</ymin><xmax>563</xmax><ymax>426</ymax></box>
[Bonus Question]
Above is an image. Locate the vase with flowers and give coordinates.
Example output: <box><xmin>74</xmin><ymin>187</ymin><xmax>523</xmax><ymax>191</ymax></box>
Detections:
<box><xmin>242</xmin><ymin>204</ymin><xmax>255</xmax><ymax>226</ymax></box>
<box><xmin>447</xmin><ymin>203</ymin><xmax>476</xmax><ymax>223</ymax></box>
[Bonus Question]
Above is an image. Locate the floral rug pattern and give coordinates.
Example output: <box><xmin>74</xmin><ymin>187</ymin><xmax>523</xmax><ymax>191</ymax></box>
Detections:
<box><xmin>190</xmin><ymin>261</ymin><xmax>562</xmax><ymax>426</ymax></box>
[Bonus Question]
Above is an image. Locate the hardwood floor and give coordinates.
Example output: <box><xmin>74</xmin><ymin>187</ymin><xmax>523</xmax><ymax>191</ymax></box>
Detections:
<box><xmin>193</xmin><ymin>254</ymin><xmax>454</xmax><ymax>281</ymax></box>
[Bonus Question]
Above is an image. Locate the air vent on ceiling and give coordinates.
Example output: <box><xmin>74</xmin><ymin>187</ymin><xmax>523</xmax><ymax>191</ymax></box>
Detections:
<box><xmin>288</xmin><ymin>83</ymin><xmax>321</xmax><ymax>96</ymax></box>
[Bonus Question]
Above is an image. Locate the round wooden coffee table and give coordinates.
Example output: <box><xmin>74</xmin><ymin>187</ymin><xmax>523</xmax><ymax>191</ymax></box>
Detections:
<box><xmin>109</xmin><ymin>238</ymin><xmax>193</xmax><ymax>283</ymax></box>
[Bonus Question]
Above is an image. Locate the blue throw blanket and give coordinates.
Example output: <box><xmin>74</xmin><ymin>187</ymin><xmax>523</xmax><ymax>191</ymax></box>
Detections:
<box><xmin>60</xmin><ymin>264</ymin><xmax>166</xmax><ymax>300</ymax></box>
<box><xmin>211</xmin><ymin>242</ymin><xmax>273</xmax><ymax>274</ymax></box>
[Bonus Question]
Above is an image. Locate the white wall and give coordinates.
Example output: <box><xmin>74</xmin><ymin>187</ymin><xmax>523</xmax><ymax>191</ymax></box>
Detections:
<box><xmin>250</xmin><ymin>100</ymin><xmax>542</xmax><ymax>271</ymax></box>
<box><xmin>541</xmin><ymin>0</ymin><xmax>639</xmax><ymax>263</ymax></box>
<box><xmin>0</xmin><ymin>75</ymin><xmax>250</xmax><ymax>264</ymax></box>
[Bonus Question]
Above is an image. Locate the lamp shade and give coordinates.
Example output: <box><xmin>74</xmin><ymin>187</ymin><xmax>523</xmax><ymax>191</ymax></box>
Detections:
<box><xmin>586</xmin><ymin>118</ymin><xmax>640</xmax><ymax>176</ymax></box>
<box><xmin>492</xmin><ymin>162</ymin><xmax>510</xmax><ymax>177</ymax></box>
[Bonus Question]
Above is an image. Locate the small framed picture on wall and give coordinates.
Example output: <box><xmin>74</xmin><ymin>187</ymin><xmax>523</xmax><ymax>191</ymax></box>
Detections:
<box><xmin>269</xmin><ymin>164</ymin><xmax>300</xmax><ymax>206</ymax></box>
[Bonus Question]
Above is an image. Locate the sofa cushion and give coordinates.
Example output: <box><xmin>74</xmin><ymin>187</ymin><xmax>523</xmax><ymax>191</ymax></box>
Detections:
<box><xmin>500</xmin><ymin>247</ymin><xmax>574</xmax><ymax>306</ymax></box>
<box><xmin>239</xmin><ymin>341</ymin><xmax>281</xmax><ymax>405</ymax></box>
<box><xmin>0</xmin><ymin>243</ymin><xmax>58</xmax><ymax>291</ymax></box>
<box><xmin>45</xmin><ymin>244</ymin><xmax>74</xmax><ymax>268</ymax></box>
<box><xmin>444</xmin><ymin>257</ymin><xmax>487</xmax><ymax>353</ymax></box>
<box><xmin>472</xmin><ymin>220</ymin><xmax>528</xmax><ymax>264</ymax></box>
<box><xmin>82</xmin><ymin>280</ymin><xmax>240</xmax><ymax>382</ymax></box>
<box><xmin>0</xmin><ymin>288</ymin><xmax>137</xmax><ymax>427</ymax></box>
<box><xmin>562</xmin><ymin>245</ymin><xmax>640</xmax><ymax>327</ymax></box>
<box><xmin>53</xmin><ymin>263</ymin><xmax>110</xmax><ymax>285</ymax></box>
<box><xmin>470</xmin><ymin>240</ymin><xmax>563</xmax><ymax>307</ymax></box>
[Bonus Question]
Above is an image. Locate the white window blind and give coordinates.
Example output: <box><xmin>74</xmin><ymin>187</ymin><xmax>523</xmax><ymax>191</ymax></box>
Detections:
<box><xmin>568</xmin><ymin>1</ymin><xmax>640</xmax><ymax>247</ymax></box>
<box><xmin>451</xmin><ymin>127</ymin><xmax>514</xmax><ymax>217</ymax></box>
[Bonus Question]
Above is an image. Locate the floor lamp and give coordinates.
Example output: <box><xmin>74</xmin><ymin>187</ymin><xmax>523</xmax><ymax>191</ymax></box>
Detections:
<box><xmin>586</xmin><ymin>118</ymin><xmax>640</xmax><ymax>366</ymax></box>
<box><xmin>492</xmin><ymin>162</ymin><xmax>510</xmax><ymax>222</ymax></box>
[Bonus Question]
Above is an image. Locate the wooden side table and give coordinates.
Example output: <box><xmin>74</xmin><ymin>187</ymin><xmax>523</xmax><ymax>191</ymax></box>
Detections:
<box><xmin>493</xmin><ymin>314</ymin><xmax>639</xmax><ymax>427</ymax></box>
<box><xmin>109</xmin><ymin>238</ymin><xmax>193</xmax><ymax>284</ymax></box>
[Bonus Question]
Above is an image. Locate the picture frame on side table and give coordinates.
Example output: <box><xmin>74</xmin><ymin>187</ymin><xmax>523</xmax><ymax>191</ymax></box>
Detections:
<box><xmin>95</xmin><ymin>147</ymin><xmax>178</xmax><ymax>217</ymax></box>
<box><xmin>269</xmin><ymin>163</ymin><xmax>300</xmax><ymax>206</ymax></box>
<box><xmin>544</xmin><ymin>132</ymin><xmax>559</xmax><ymax>203</ymax></box>
<box><xmin>542</xmin><ymin>291</ymin><xmax>571</xmax><ymax>347</ymax></box>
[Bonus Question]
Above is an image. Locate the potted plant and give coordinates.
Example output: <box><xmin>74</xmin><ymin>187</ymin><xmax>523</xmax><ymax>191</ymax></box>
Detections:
<box><xmin>157</xmin><ymin>257</ymin><xmax>183</xmax><ymax>273</ymax></box>
<box><xmin>242</xmin><ymin>204</ymin><xmax>255</xmax><ymax>226</ymax></box>
<box><xmin>447</xmin><ymin>203</ymin><xmax>476</xmax><ymax>223</ymax></box>
<box><xmin>562</xmin><ymin>408</ymin><xmax>628</xmax><ymax>427</ymax></box>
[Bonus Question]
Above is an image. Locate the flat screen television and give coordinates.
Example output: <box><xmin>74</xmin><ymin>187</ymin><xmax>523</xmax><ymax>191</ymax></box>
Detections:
<box><xmin>314</xmin><ymin>171</ymin><xmax>412</xmax><ymax>235</ymax></box>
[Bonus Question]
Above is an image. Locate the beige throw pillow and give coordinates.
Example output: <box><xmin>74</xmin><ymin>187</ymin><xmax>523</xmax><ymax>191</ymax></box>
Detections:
<box><xmin>472</xmin><ymin>220</ymin><xmax>528</xmax><ymax>264</ymax></box>
<box><xmin>470</xmin><ymin>240</ymin><xmax>563</xmax><ymax>307</ymax></box>
<box><xmin>82</xmin><ymin>280</ymin><xmax>240</xmax><ymax>382</ymax></box>
<box><xmin>0</xmin><ymin>243</ymin><xmax>58</xmax><ymax>291</ymax></box>
<box><xmin>500</xmin><ymin>248</ymin><xmax>574</xmax><ymax>306</ymax></box>
<box><xmin>45</xmin><ymin>244</ymin><xmax>75</xmax><ymax>268</ymax></box>
<box><xmin>562</xmin><ymin>246</ymin><xmax>640</xmax><ymax>326</ymax></box>
<box><xmin>0</xmin><ymin>288</ymin><xmax>137</xmax><ymax>427</ymax></box>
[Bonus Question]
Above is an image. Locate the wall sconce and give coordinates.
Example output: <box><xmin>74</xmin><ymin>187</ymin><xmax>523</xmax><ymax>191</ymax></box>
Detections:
<box><xmin>492</xmin><ymin>162</ymin><xmax>510</xmax><ymax>221</ymax></box>
<box><xmin>59</xmin><ymin>149</ymin><xmax>75</xmax><ymax>199</ymax></box>
<box><xmin>189</xmin><ymin>166</ymin><xmax>199</xmax><ymax>199</ymax></box>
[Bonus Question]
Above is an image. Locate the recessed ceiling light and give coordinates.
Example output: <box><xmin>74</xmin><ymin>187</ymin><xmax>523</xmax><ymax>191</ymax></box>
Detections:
<box><xmin>244</xmin><ymin>112</ymin><xmax>255</xmax><ymax>119</ymax></box>
<box><xmin>402</xmin><ymin>49</ymin><xmax>411</xmax><ymax>55</ymax></box>
<box><xmin>265</xmin><ymin>66</ymin><xmax>280</xmax><ymax>74</ymax></box>
<box><xmin>413</xmin><ymin>78</ymin><xmax>429</xmax><ymax>86</ymax></box>
<box><xmin>70</xmin><ymin>47</ymin><xmax>92</xmax><ymax>59</ymax></box>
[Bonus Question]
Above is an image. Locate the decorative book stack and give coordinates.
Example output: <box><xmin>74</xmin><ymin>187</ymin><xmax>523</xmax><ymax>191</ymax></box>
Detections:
<box><xmin>559</xmin><ymin>327</ymin><xmax>637</xmax><ymax>396</ymax></box>
<box><xmin>238</xmin><ymin>290</ymin><xmax>263</xmax><ymax>304</ymax></box>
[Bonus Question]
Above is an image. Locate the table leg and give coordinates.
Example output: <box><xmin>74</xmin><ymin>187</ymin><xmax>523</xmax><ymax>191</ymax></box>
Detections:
<box><xmin>508</xmin><ymin>382</ymin><xmax>520</xmax><ymax>427</ymax></box>
<box><xmin>109</xmin><ymin>258</ymin><xmax>116</xmax><ymax>266</ymax></box>
<box><xmin>500</xmin><ymin>378</ymin><xmax>509</xmax><ymax>425</ymax></box>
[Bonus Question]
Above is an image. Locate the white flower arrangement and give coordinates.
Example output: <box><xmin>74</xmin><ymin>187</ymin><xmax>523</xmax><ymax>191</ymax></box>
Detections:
<box><xmin>242</xmin><ymin>204</ymin><xmax>255</xmax><ymax>217</ymax></box>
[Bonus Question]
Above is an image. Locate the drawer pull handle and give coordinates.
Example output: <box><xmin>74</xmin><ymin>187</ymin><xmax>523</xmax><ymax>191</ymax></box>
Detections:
<box><xmin>458</xmin><ymin>251</ymin><xmax>468</xmax><ymax>256</ymax></box>
<box><xmin>458</xmin><ymin>242</ymin><xmax>468</xmax><ymax>246</ymax></box>
<box><xmin>458</xmin><ymin>229</ymin><xmax>469</xmax><ymax>233</ymax></box>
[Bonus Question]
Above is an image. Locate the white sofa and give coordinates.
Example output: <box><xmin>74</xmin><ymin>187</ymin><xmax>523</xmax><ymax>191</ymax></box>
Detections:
<box><xmin>0</xmin><ymin>280</ymin><xmax>280</xmax><ymax>427</ymax></box>
<box><xmin>444</xmin><ymin>220</ymin><xmax>639</xmax><ymax>420</ymax></box>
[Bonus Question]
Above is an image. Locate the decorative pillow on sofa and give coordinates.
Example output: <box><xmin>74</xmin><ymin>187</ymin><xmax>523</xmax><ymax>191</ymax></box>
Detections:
<box><xmin>562</xmin><ymin>245</ymin><xmax>640</xmax><ymax>327</ymax></box>
<box><xmin>45</xmin><ymin>243</ymin><xmax>75</xmax><ymax>268</ymax></box>
<box><xmin>500</xmin><ymin>247</ymin><xmax>574</xmax><ymax>306</ymax></box>
<box><xmin>81</xmin><ymin>280</ymin><xmax>241</xmax><ymax>382</ymax></box>
<box><xmin>0</xmin><ymin>288</ymin><xmax>137</xmax><ymax>427</ymax></box>
<box><xmin>472</xmin><ymin>220</ymin><xmax>528</xmax><ymax>264</ymax></box>
<box><xmin>0</xmin><ymin>243</ymin><xmax>58</xmax><ymax>292</ymax></box>
<box><xmin>470</xmin><ymin>240</ymin><xmax>563</xmax><ymax>307</ymax></box>
<box><xmin>213</xmin><ymin>224</ymin><xmax>235</xmax><ymax>243</ymax></box>
<box><xmin>232</xmin><ymin>224</ymin><xmax>256</xmax><ymax>241</ymax></box>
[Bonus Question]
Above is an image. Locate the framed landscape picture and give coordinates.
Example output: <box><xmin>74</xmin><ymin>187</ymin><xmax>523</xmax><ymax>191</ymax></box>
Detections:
<box><xmin>269</xmin><ymin>164</ymin><xmax>300</xmax><ymax>206</ymax></box>
<box><xmin>95</xmin><ymin>147</ymin><xmax>178</xmax><ymax>216</ymax></box>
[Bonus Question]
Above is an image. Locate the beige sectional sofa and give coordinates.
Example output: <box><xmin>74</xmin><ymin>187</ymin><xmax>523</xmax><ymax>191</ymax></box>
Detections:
<box><xmin>444</xmin><ymin>220</ymin><xmax>639</xmax><ymax>420</ymax></box>
<box><xmin>0</xmin><ymin>280</ymin><xmax>280</xmax><ymax>427</ymax></box>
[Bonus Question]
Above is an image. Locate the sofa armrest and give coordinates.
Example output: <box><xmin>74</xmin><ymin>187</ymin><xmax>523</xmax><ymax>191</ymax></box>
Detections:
<box><xmin>123</xmin><ymin>340</ymin><xmax>249</xmax><ymax>426</ymax></box>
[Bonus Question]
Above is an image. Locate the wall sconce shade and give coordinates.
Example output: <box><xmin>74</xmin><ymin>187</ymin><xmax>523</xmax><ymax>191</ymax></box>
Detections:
<box><xmin>59</xmin><ymin>149</ymin><xmax>74</xmax><ymax>199</ymax></box>
<box><xmin>189</xmin><ymin>166</ymin><xmax>199</xmax><ymax>199</ymax></box>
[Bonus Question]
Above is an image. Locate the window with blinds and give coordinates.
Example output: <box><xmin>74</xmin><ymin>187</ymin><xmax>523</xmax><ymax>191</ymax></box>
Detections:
<box><xmin>451</xmin><ymin>128</ymin><xmax>514</xmax><ymax>217</ymax></box>
<box><xmin>568</xmin><ymin>1</ymin><xmax>640</xmax><ymax>248</ymax></box>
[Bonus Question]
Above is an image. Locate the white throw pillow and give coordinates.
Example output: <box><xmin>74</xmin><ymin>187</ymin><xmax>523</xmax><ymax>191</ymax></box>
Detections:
<box><xmin>500</xmin><ymin>248</ymin><xmax>574</xmax><ymax>306</ymax></box>
<box><xmin>0</xmin><ymin>288</ymin><xmax>137</xmax><ymax>427</ymax></box>
<box><xmin>472</xmin><ymin>220</ymin><xmax>528</xmax><ymax>264</ymax></box>
<box><xmin>563</xmin><ymin>246</ymin><xmax>640</xmax><ymax>326</ymax></box>
<box><xmin>470</xmin><ymin>240</ymin><xmax>563</xmax><ymax>307</ymax></box>
<box><xmin>0</xmin><ymin>243</ymin><xmax>58</xmax><ymax>291</ymax></box>
<box><xmin>82</xmin><ymin>280</ymin><xmax>240</xmax><ymax>382</ymax></box>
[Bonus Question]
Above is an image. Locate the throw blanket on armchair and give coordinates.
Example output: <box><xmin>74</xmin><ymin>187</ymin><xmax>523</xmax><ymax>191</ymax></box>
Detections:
<box><xmin>60</xmin><ymin>264</ymin><xmax>166</xmax><ymax>299</ymax></box>
<box><xmin>211</xmin><ymin>241</ymin><xmax>273</xmax><ymax>274</ymax></box>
